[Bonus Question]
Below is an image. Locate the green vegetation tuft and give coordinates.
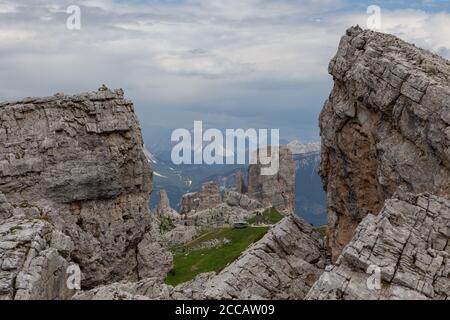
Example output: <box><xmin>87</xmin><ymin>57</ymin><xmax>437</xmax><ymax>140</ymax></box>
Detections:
<box><xmin>165</xmin><ymin>226</ymin><xmax>269</xmax><ymax>286</ymax></box>
<box><xmin>17</xmin><ymin>202</ymin><xmax>51</xmax><ymax>222</ymax></box>
<box><xmin>159</xmin><ymin>215</ymin><xmax>176</xmax><ymax>233</ymax></box>
<box><xmin>314</xmin><ymin>225</ymin><xmax>328</xmax><ymax>238</ymax></box>
<box><xmin>9</xmin><ymin>225</ymin><xmax>23</xmax><ymax>234</ymax></box>
<box><xmin>246</xmin><ymin>207</ymin><xmax>284</xmax><ymax>225</ymax></box>
<box><xmin>36</xmin><ymin>213</ymin><xmax>50</xmax><ymax>222</ymax></box>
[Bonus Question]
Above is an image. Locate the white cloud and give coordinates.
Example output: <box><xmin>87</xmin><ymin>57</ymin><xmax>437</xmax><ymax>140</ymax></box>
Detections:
<box><xmin>0</xmin><ymin>1</ymin><xmax>17</xmax><ymax>14</ymax></box>
<box><xmin>334</xmin><ymin>9</ymin><xmax>450</xmax><ymax>58</ymax></box>
<box><xmin>0</xmin><ymin>0</ymin><xmax>449</xmax><ymax>138</ymax></box>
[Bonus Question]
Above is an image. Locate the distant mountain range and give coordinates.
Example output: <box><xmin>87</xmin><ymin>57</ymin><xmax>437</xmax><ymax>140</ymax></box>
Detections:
<box><xmin>290</xmin><ymin>143</ymin><xmax>327</xmax><ymax>226</ymax></box>
<box><xmin>287</xmin><ymin>140</ymin><xmax>321</xmax><ymax>155</ymax></box>
<box><xmin>142</xmin><ymin>127</ymin><xmax>326</xmax><ymax>226</ymax></box>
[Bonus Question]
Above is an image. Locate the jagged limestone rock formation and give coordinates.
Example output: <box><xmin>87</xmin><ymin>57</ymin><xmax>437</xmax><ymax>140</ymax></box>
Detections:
<box><xmin>174</xmin><ymin>216</ymin><xmax>327</xmax><ymax>299</ymax></box>
<box><xmin>180</xmin><ymin>182</ymin><xmax>222</xmax><ymax>215</ymax></box>
<box><xmin>306</xmin><ymin>193</ymin><xmax>450</xmax><ymax>300</ymax></box>
<box><xmin>320</xmin><ymin>26</ymin><xmax>450</xmax><ymax>260</ymax></box>
<box><xmin>182</xmin><ymin>203</ymin><xmax>252</xmax><ymax>228</ymax></box>
<box><xmin>248</xmin><ymin>146</ymin><xmax>296</xmax><ymax>214</ymax></box>
<box><xmin>156</xmin><ymin>189</ymin><xmax>180</xmax><ymax>221</ymax></box>
<box><xmin>178</xmin><ymin>147</ymin><xmax>294</xmax><ymax>221</ymax></box>
<box><xmin>0</xmin><ymin>88</ymin><xmax>153</xmax><ymax>291</ymax></box>
<box><xmin>233</xmin><ymin>170</ymin><xmax>247</xmax><ymax>194</ymax></box>
<box><xmin>73</xmin><ymin>216</ymin><xmax>328</xmax><ymax>300</ymax></box>
<box><xmin>223</xmin><ymin>190</ymin><xmax>262</xmax><ymax>211</ymax></box>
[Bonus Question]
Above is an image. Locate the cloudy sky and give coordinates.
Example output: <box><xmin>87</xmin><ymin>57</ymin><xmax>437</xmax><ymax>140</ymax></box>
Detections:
<box><xmin>1</xmin><ymin>0</ymin><xmax>449</xmax><ymax>142</ymax></box>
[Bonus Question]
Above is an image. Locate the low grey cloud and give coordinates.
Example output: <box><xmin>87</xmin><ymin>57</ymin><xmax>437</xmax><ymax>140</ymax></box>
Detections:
<box><xmin>0</xmin><ymin>0</ymin><xmax>449</xmax><ymax>142</ymax></box>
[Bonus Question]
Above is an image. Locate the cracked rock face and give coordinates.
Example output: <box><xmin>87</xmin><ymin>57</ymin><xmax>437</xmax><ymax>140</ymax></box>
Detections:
<box><xmin>0</xmin><ymin>213</ymin><xmax>73</xmax><ymax>300</ymax></box>
<box><xmin>306</xmin><ymin>193</ymin><xmax>450</xmax><ymax>300</ymax></box>
<box><xmin>0</xmin><ymin>88</ymin><xmax>153</xmax><ymax>289</ymax></box>
<box><xmin>137</xmin><ymin>233</ymin><xmax>173</xmax><ymax>281</ymax></box>
<box><xmin>320</xmin><ymin>26</ymin><xmax>450</xmax><ymax>260</ymax></box>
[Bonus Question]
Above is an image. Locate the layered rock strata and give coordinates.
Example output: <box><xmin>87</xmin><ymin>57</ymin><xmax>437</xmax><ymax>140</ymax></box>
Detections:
<box><xmin>320</xmin><ymin>26</ymin><xmax>450</xmax><ymax>260</ymax></box>
<box><xmin>306</xmin><ymin>193</ymin><xmax>450</xmax><ymax>300</ymax></box>
<box><xmin>0</xmin><ymin>87</ymin><xmax>153</xmax><ymax>292</ymax></box>
<box><xmin>0</xmin><ymin>211</ymin><xmax>73</xmax><ymax>300</ymax></box>
<box><xmin>180</xmin><ymin>182</ymin><xmax>222</xmax><ymax>215</ymax></box>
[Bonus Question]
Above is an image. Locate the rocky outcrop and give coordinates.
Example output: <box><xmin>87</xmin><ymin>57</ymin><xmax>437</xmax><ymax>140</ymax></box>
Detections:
<box><xmin>0</xmin><ymin>208</ymin><xmax>74</xmax><ymax>300</ymax></box>
<box><xmin>306</xmin><ymin>193</ymin><xmax>450</xmax><ymax>300</ymax></box>
<box><xmin>0</xmin><ymin>87</ymin><xmax>153</xmax><ymax>290</ymax></box>
<box><xmin>233</xmin><ymin>170</ymin><xmax>247</xmax><ymax>194</ymax></box>
<box><xmin>178</xmin><ymin>146</ymin><xmax>295</xmax><ymax>217</ymax></box>
<box><xmin>180</xmin><ymin>182</ymin><xmax>222</xmax><ymax>215</ymax></box>
<box><xmin>223</xmin><ymin>190</ymin><xmax>261</xmax><ymax>211</ymax></box>
<box><xmin>156</xmin><ymin>189</ymin><xmax>179</xmax><ymax>220</ymax></box>
<box><xmin>320</xmin><ymin>26</ymin><xmax>450</xmax><ymax>260</ymax></box>
<box><xmin>176</xmin><ymin>216</ymin><xmax>327</xmax><ymax>299</ymax></box>
<box><xmin>248</xmin><ymin>146</ymin><xmax>296</xmax><ymax>214</ymax></box>
<box><xmin>137</xmin><ymin>233</ymin><xmax>173</xmax><ymax>281</ymax></box>
<box><xmin>182</xmin><ymin>203</ymin><xmax>252</xmax><ymax>228</ymax></box>
<box><xmin>72</xmin><ymin>277</ymin><xmax>171</xmax><ymax>300</ymax></box>
<box><xmin>73</xmin><ymin>216</ymin><xmax>329</xmax><ymax>300</ymax></box>
<box><xmin>161</xmin><ymin>225</ymin><xmax>199</xmax><ymax>247</ymax></box>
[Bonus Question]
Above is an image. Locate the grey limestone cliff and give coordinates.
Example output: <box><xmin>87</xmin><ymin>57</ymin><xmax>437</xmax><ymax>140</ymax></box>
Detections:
<box><xmin>319</xmin><ymin>26</ymin><xmax>450</xmax><ymax>260</ymax></box>
<box><xmin>0</xmin><ymin>87</ymin><xmax>154</xmax><ymax>296</ymax></box>
<box><xmin>306</xmin><ymin>193</ymin><xmax>450</xmax><ymax>300</ymax></box>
